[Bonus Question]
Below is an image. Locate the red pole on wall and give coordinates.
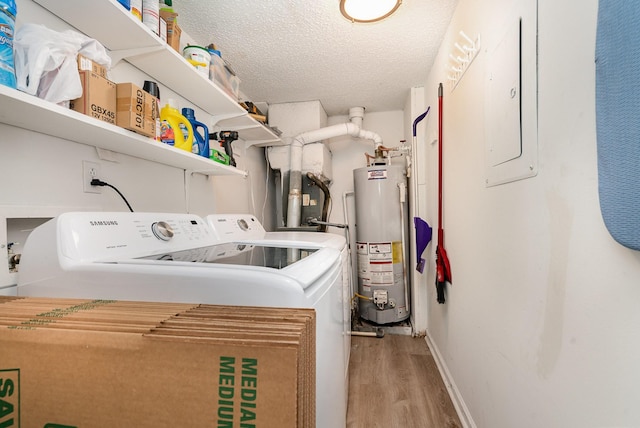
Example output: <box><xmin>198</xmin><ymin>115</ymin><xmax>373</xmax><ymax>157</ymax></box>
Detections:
<box><xmin>435</xmin><ymin>83</ymin><xmax>452</xmax><ymax>304</ymax></box>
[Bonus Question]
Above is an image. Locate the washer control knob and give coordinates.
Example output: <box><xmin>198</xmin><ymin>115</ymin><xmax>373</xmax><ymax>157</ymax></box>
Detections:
<box><xmin>151</xmin><ymin>221</ymin><xmax>174</xmax><ymax>241</ymax></box>
<box><xmin>237</xmin><ymin>218</ymin><xmax>249</xmax><ymax>231</ymax></box>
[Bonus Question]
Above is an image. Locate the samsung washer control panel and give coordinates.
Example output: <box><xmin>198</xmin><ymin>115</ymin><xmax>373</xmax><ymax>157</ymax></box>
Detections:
<box><xmin>53</xmin><ymin>212</ymin><xmax>216</xmax><ymax>261</ymax></box>
<box><xmin>205</xmin><ymin>214</ymin><xmax>266</xmax><ymax>242</ymax></box>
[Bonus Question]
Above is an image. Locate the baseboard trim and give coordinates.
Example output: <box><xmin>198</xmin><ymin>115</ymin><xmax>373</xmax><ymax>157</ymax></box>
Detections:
<box><xmin>424</xmin><ymin>331</ymin><xmax>477</xmax><ymax>428</ymax></box>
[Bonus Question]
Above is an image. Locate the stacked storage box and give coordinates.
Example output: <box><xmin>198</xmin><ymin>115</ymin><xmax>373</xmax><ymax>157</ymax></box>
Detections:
<box><xmin>70</xmin><ymin>54</ymin><xmax>116</xmax><ymax>124</ymax></box>
<box><xmin>116</xmin><ymin>82</ymin><xmax>158</xmax><ymax>138</ymax></box>
<box><xmin>0</xmin><ymin>296</ymin><xmax>315</xmax><ymax>427</ymax></box>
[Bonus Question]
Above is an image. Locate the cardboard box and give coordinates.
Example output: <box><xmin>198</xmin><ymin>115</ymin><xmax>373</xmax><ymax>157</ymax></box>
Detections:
<box><xmin>76</xmin><ymin>53</ymin><xmax>107</xmax><ymax>78</ymax></box>
<box><xmin>160</xmin><ymin>10</ymin><xmax>180</xmax><ymax>52</ymax></box>
<box><xmin>166</xmin><ymin>21</ymin><xmax>181</xmax><ymax>52</ymax></box>
<box><xmin>0</xmin><ymin>297</ymin><xmax>315</xmax><ymax>427</ymax></box>
<box><xmin>159</xmin><ymin>9</ymin><xmax>178</xmax><ymax>23</ymax></box>
<box><xmin>116</xmin><ymin>82</ymin><xmax>157</xmax><ymax>138</ymax></box>
<box><xmin>70</xmin><ymin>71</ymin><xmax>116</xmax><ymax>125</ymax></box>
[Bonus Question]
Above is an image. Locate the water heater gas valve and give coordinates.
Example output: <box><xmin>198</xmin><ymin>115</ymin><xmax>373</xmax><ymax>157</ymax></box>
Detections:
<box><xmin>373</xmin><ymin>290</ymin><xmax>388</xmax><ymax>310</ymax></box>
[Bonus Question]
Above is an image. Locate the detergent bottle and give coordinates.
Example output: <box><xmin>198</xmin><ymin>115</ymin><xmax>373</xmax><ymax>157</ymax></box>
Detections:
<box><xmin>0</xmin><ymin>0</ymin><xmax>17</xmax><ymax>89</ymax></box>
<box><xmin>160</xmin><ymin>99</ymin><xmax>193</xmax><ymax>151</ymax></box>
<box><xmin>182</xmin><ymin>108</ymin><xmax>210</xmax><ymax>157</ymax></box>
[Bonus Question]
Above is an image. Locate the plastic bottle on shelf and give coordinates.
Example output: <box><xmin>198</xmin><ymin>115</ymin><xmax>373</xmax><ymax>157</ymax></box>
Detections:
<box><xmin>182</xmin><ymin>108</ymin><xmax>210</xmax><ymax>158</ymax></box>
<box><xmin>159</xmin><ymin>0</ymin><xmax>174</xmax><ymax>12</ymax></box>
<box><xmin>0</xmin><ymin>0</ymin><xmax>17</xmax><ymax>89</ymax></box>
<box><xmin>207</xmin><ymin>43</ymin><xmax>222</xmax><ymax>82</ymax></box>
<box><xmin>207</xmin><ymin>132</ymin><xmax>230</xmax><ymax>165</ymax></box>
<box><xmin>142</xmin><ymin>80</ymin><xmax>161</xmax><ymax>142</ymax></box>
<box><xmin>160</xmin><ymin>99</ymin><xmax>193</xmax><ymax>152</ymax></box>
<box><xmin>142</xmin><ymin>0</ymin><xmax>159</xmax><ymax>35</ymax></box>
<box><xmin>159</xmin><ymin>0</ymin><xmax>176</xmax><ymax>18</ymax></box>
<box><xmin>130</xmin><ymin>0</ymin><xmax>142</xmax><ymax>20</ymax></box>
<box><xmin>117</xmin><ymin>0</ymin><xmax>130</xmax><ymax>11</ymax></box>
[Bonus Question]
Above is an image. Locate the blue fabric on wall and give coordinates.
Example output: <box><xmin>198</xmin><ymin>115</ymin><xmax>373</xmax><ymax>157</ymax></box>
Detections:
<box><xmin>595</xmin><ymin>0</ymin><xmax>640</xmax><ymax>250</ymax></box>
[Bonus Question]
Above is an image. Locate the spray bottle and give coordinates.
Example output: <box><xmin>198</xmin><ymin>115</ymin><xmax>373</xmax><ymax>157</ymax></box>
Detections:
<box><xmin>181</xmin><ymin>108</ymin><xmax>209</xmax><ymax>157</ymax></box>
<box><xmin>160</xmin><ymin>99</ymin><xmax>193</xmax><ymax>152</ymax></box>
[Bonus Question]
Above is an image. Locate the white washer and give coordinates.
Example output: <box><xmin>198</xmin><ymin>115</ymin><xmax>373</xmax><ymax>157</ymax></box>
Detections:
<box><xmin>205</xmin><ymin>214</ymin><xmax>352</xmax><ymax>407</ymax></box>
<box><xmin>17</xmin><ymin>212</ymin><xmax>348</xmax><ymax>428</ymax></box>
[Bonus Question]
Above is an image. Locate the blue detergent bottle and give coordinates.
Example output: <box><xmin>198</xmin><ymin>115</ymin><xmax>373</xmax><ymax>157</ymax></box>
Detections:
<box><xmin>0</xmin><ymin>0</ymin><xmax>17</xmax><ymax>89</ymax></box>
<box><xmin>182</xmin><ymin>108</ymin><xmax>210</xmax><ymax>158</ymax></box>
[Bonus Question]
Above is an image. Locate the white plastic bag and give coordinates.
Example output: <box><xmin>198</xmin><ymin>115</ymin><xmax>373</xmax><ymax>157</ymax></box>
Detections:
<box><xmin>13</xmin><ymin>23</ymin><xmax>111</xmax><ymax>104</ymax></box>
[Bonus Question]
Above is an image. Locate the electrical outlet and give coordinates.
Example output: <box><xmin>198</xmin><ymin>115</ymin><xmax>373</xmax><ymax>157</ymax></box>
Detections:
<box><xmin>82</xmin><ymin>161</ymin><xmax>101</xmax><ymax>193</ymax></box>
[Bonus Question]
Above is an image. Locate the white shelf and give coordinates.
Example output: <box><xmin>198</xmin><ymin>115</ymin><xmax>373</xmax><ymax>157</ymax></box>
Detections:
<box><xmin>125</xmin><ymin>48</ymin><xmax>249</xmax><ymax>118</ymax></box>
<box><xmin>34</xmin><ymin>0</ymin><xmax>161</xmax><ymax>51</ymax></box>
<box><xmin>33</xmin><ymin>0</ymin><xmax>282</xmax><ymax>148</ymax></box>
<box><xmin>0</xmin><ymin>85</ymin><xmax>246</xmax><ymax>177</ymax></box>
<box><xmin>216</xmin><ymin>115</ymin><xmax>283</xmax><ymax>147</ymax></box>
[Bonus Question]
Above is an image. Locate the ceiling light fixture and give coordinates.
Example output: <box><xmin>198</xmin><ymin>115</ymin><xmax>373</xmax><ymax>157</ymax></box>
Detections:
<box><xmin>340</xmin><ymin>0</ymin><xmax>402</xmax><ymax>23</ymax></box>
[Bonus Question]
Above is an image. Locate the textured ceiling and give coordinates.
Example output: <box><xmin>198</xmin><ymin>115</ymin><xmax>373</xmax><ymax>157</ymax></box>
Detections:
<box><xmin>177</xmin><ymin>0</ymin><xmax>458</xmax><ymax>116</ymax></box>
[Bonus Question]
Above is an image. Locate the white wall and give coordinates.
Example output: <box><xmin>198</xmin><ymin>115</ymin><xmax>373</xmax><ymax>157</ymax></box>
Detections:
<box><xmin>422</xmin><ymin>0</ymin><xmax>640</xmax><ymax>427</ymax></box>
<box><xmin>0</xmin><ymin>0</ymin><xmax>270</xmax><ymax>288</ymax></box>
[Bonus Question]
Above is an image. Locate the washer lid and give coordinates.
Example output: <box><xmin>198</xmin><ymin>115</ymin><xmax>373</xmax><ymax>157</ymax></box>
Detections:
<box><xmin>136</xmin><ymin>241</ymin><xmax>319</xmax><ymax>269</ymax></box>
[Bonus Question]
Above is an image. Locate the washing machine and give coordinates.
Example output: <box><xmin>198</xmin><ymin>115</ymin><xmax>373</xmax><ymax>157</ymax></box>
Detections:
<box><xmin>17</xmin><ymin>211</ymin><xmax>347</xmax><ymax>428</ymax></box>
<box><xmin>205</xmin><ymin>214</ymin><xmax>352</xmax><ymax>400</ymax></box>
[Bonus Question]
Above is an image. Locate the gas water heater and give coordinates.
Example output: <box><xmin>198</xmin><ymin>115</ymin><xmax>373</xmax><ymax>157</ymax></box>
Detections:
<box><xmin>354</xmin><ymin>164</ymin><xmax>410</xmax><ymax>324</ymax></box>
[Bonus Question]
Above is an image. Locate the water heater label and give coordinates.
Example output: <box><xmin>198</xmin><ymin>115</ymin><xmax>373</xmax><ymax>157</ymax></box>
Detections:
<box><xmin>368</xmin><ymin>243</ymin><xmax>391</xmax><ymax>254</ymax></box>
<box><xmin>367</xmin><ymin>169</ymin><xmax>388</xmax><ymax>180</ymax></box>
<box><xmin>357</xmin><ymin>241</ymin><xmax>394</xmax><ymax>286</ymax></box>
<box><xmin>370</xmin><ymin>265</ymin><xmax>393</xmax><ymax>285</ymax></box>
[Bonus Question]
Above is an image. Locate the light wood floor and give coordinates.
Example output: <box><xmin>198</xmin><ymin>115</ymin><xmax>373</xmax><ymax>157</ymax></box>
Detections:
<box><xmin>347</xmin><ymin>334</ymin><xmax>462</xmax><ymax>428</ymax></box>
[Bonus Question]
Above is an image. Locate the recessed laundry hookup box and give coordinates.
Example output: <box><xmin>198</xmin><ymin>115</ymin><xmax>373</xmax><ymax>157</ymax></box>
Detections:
<box><xmin>0</xmin><ymin>296</ymin><xmax>315</xmax><ymax>428</ymax></box>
